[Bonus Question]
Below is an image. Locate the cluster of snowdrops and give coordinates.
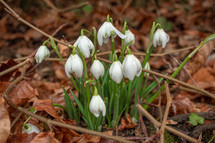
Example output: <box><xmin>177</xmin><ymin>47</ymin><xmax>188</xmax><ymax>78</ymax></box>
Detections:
<box><xmin>23</xmin><ymin>15</ymin><xmax>170</xmax><ymax>133</ymax></box>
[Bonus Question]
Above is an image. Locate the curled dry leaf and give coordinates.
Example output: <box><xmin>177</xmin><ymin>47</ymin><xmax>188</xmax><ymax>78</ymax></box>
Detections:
<box><xmin>118</xmin><ymin>114</ymin><xmax>136</xmax><ymax>130</ymax></box>
<box><xmin>9</xmin><ymin>80</ymin><xmax>37</xmax><ymax>105</ymax></box>
<box><xmin>30</xmin><ymin>132</ymin><xmax>60</xmax><ymax>143</ymax></box>
<box><xmin>0</xmin><ymin>97</ymin><xmax>10</xmax><ymax>143</ymax></box>
<box><xmin>33</xmin><ymin>99</ymin><xmax>59</xmax><ymax>118</ymax></box>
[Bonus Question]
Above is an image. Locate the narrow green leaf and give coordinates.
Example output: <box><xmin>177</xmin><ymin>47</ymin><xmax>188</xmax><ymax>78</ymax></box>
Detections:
<box><xmin>62</xmin><ymin>86</ymin><xmax>73</xmax><ymax>119</ymax></box>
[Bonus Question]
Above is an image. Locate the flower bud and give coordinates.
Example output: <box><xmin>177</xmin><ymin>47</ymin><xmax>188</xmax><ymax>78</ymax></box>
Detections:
<box><xmin>35</xmin><ymin>46</ymin><xmax>50</xmax><ymax>63</ymax></box>
<box><xmin>144</xmin><ymin>62</ymin><xmax>150</xmax><ymax>77</ymax></box>
<box><xmin>89</xmin><ymin>95</ymin><xmax>106</xmax><ymax>117</ymax></box>
<box><xmin>90</xmin><ymin>60</ymin><xmax>105</xmax><ymax>79</ymax></box>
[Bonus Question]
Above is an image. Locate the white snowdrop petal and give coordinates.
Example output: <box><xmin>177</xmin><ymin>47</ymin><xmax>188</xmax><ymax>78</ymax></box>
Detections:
<box><xmin>122</xmin><ymin>55</ymin><xmax>137</xmax><ymax>81</ymax></box>
<box><xmin>65</xmin><ymin>54</ymin><xmax>83</xmax><ymax>78</ymax></box>
<box><xmin>97</xmin><ymin>23</ymin><xmax>106</xmax><ymax>46</ymax></box>
<box><xmin>89</xmin><ymin>95</ymin><xmax>106</xmax><ymax>117</ymax></box>
<box><xmin>90</xmin><ymin>60</ymin><xmax>104</xmax><ymax>79</ymax></box>
<box><xmin>109</xmin><ymin>61</ymin><xmax>123</xmax><ymax>84</ymax></box>
<box><xmin>124</xmin><ymin>30</ymin><xmax>135</xmax><ymax>47</ymax></box>
<box><xmin>153</xmin><ymin>29</ymin><xmax>169</xmax><ymax>48</ymax></box>
<box><xmin>74</xmin><ymin>36</ymin><xmax>94</xmax><ymax>58</ymax></box>
<box><xmin>133</xmin><ymin>55</ymin><xmax>142</xmax><ymax>77</ymax></box>
<box><xmin>97</xmin><ymin>21</ymin><xmax>126</xmax><ymax>46</ymax></box>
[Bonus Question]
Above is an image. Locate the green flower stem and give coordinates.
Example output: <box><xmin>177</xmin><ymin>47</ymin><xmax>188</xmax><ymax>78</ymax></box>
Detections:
<box><xmin>81</xmin><ymin>29</ymin><xmax>95</xmax><ymax>37</ymax></box>
<box><xmin>125</xmin><ymin>80</ymin><xmax>132</xmax><ymax>115</ymax></box>
<box><xmin>119</xmin><ymin>21</ymin><xmax>127</xmax><ymax>62</ymax></box>
<box><xmin>111</xmin><ymin>37</ymin><xmax>115</xmax><ymax>58</ymax></box>
<box><xmin>112</xmin><ymin>82</ymin><xmax>119</xmax><ymax>128</ymax></box>
<box><xmin>93</xmin><ymin>27</ymin><xmax>97</xmax><ymax>55</ymax></box>
<box><xmin>23</xmin><ymin>110</ymin><xmax>37</xmax><ymax>125</ymax></box>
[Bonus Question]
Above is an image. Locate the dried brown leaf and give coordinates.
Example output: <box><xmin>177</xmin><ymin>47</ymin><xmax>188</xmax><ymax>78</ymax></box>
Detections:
<box><xmin>9</xmin><ymin>80</ymin><xmax>37</xmax><ymax>105</ymax></box>
<box><xmin>0</xmin><ymin>97</ymin><xmax>10</xmax><ymax>143</ymax></box>
<box><xmin>0</xmin><ymin>59</ymin><xmax>18</xmax><ymax>81</ymax></box>
<box><xmin>33</xmin><ymin>99</ymin><xmax>59</xmax><ymax>118</ymax></box>
<box><xmin>30</xmin><ymin>132</ymin><xmax>60</xmax><ymax>143</ymax></box>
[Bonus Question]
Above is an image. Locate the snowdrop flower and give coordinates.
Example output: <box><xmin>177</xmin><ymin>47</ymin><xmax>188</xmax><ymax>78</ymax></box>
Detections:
<box><xmin>124</xmin><ymin>30</ymin><xmax>135</xmax><ymax>47</ymax></box>
<box><xmin>90</xmin><ymin>60</ymin><xmax>105</xmax><ymax>79</ymax></box>
<box><xmin>74</xmin><ymin>35</ymin><xmax>94</xmax><ymax>58</ymax></box>
<box><xmin>65</xmin><ymin>54</ymin><xmax>83</xmax><ymax>78</ymax></box>
<box><xmin>22</xmin><ymin>123</ymin><xmax>40</xmax><ymax>134</ymax></box>
<box><xmin>97</xmin><ymin>21</ymin><xmax>126</xmax><ymax>46</ymax></box>
<box><xmin>35</xmin><ymin>46</ymin><xmax>50</xmax><ymax>63</ymax></box>
<box><xmin>153</xmin><ymin>29</ymin><xmax>170</xmax><ymax>48</ymax></box>
<box><xmin>122</xmin><ymin>54</ymin><xmax>142</xmax><ymax>81</ymax></box>
<box><xmin>109</xmin><ymin>61</ymin><xmax>123</xmax><ymax>84</ymax></box>
<box><xmin>144</xmin><ymin>62</ymin><xmax>150</xmax><ymax>77</ymax></box>
<box><xmin>89</xmin><ymin>95</ymin><xmax>106</xmax><ymax>117</ymax></box>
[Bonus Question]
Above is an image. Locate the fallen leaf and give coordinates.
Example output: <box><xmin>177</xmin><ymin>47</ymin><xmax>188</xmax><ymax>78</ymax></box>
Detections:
<box><xmin>0</xmin><ymin>97</ymin><xmax>10</xmax><ymax>143</ymax></box>
<box><xmin>118</xmin><ymin>114</ymin><xmax>136</xmax><ymax>130</ymax></box>
<box><xmin>33</xmin><ymin>99</ymin><xmax>59</xmax><ymax>118</ymax></box>
<box><xmin>30</xmin><ymin>132</ymin><xmax>60</xmax><ymax>143</ymax></box>
<box><xmin>71</xmin><ymin>134</ymin><xmax>100</xmax><ymax>143</ymax></box>
<box><xmin>0</xmin><ymin>82</ymin><xmax>10</xmax><ymax>94</ymax></box>
<box><xmin>172</xmin><ymin>94</ymin><xmax>199</xmax><ymax>114</ymax></box>
<box><xmin>9</xmin><ymin>80</ymin><xmax>37</xmax><ymax>105</ymax></box>
<box><xmin>0</xmin><ymin>59</ymin><xmax>18</xmax><ymax>81</ymax></box>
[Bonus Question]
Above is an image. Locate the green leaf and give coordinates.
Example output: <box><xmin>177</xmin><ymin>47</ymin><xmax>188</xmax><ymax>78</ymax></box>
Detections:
<box><xmin>70</xmin><ymin>89</ymin><xmax>86</xmax><ymax>117</ymax></box>
<box><xmin>62</xmin><ymin>86</ymin><xmax>74</xmax><ymax>119</ymax></box>
<box><xmin>189</xmin><ymin>113</ymin><xmax>205</xmax><ymax>126</ymax></box>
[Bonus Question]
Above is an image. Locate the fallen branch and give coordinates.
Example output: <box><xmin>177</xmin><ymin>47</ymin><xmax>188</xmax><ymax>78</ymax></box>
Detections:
<box><xmin>136</xmin><ymin>104</ymin><xmax>198</xmax><ymax>143</ymax></box>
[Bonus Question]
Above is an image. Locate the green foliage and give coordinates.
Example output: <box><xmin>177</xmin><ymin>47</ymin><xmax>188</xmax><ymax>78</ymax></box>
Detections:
<box><xmin>82</xmin><ymin>4</ymin><xmax>93</xmax><ymax>13</ymax></box>
<box><xmin>189</xmin><ymin>113</ymin><xmax>205</xmax><ymax>126</ymax></box>
<box><xmin>155</xmin><ymin>17</ymin><xmax>173</xmax><ymax>32</ymax></box>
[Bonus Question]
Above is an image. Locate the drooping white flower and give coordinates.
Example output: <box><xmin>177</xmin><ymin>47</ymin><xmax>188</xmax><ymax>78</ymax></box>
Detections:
<box><xmin>144</xmin><ymin>62</ymin><xmax>150</xmax><ymax>77</ymax></box>
<box><xmin>109</xmin><ymin>61</ymin><xmax>123</xmax><ymax>84</ymax></box>
<box><xmin>97</xmin><ymin>22</ymin><xmax>126</xmax><ymax>46</ymax></box>
<box><xmin>122</xmin><ymin>54</ymin><xmax>142</xmax><ymax>81</ymax></box>
<box><xmin>153</xmin><ymin>29</ymin><xmax>170</xmax><ymax>48</ymax></box>
<box><xmin>22</xmin><ymin>123</ymin><xmax>40</xmax><ymax>134</ymax></box>
<box><xmin>65</xmin><ymin>54</ymin><xmax>83</xmax><ymax>78</ymax></box>
<box><xmin>74</xmin><ymin>35</ymin><xmax>95</xmax><ymax>58</ymax></box>
<box><xmin>124</xmin><ymin>30</ymin><xmax>135</xmax><ymax>47</ymax></box>
<box><xmin>89</xmin><ymin>95</ymin><xmax>106</xmax><ymax>117</ymax></box>
<box><xmin>90</xmin><ymin>60</ymin><xmax>105</xmax><ymax>79</ymax></box>
<box><xmin>35</xmin><ymin>46</ymin><xmax>50</xmax><ymax>63</ymax></box>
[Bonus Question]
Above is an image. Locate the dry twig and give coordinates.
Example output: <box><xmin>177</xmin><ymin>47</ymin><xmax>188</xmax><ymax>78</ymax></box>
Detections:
<box><xmin>160</xmin><ymin>82</ymin><xmax>172</xmax><ymax>143</ymax></box>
